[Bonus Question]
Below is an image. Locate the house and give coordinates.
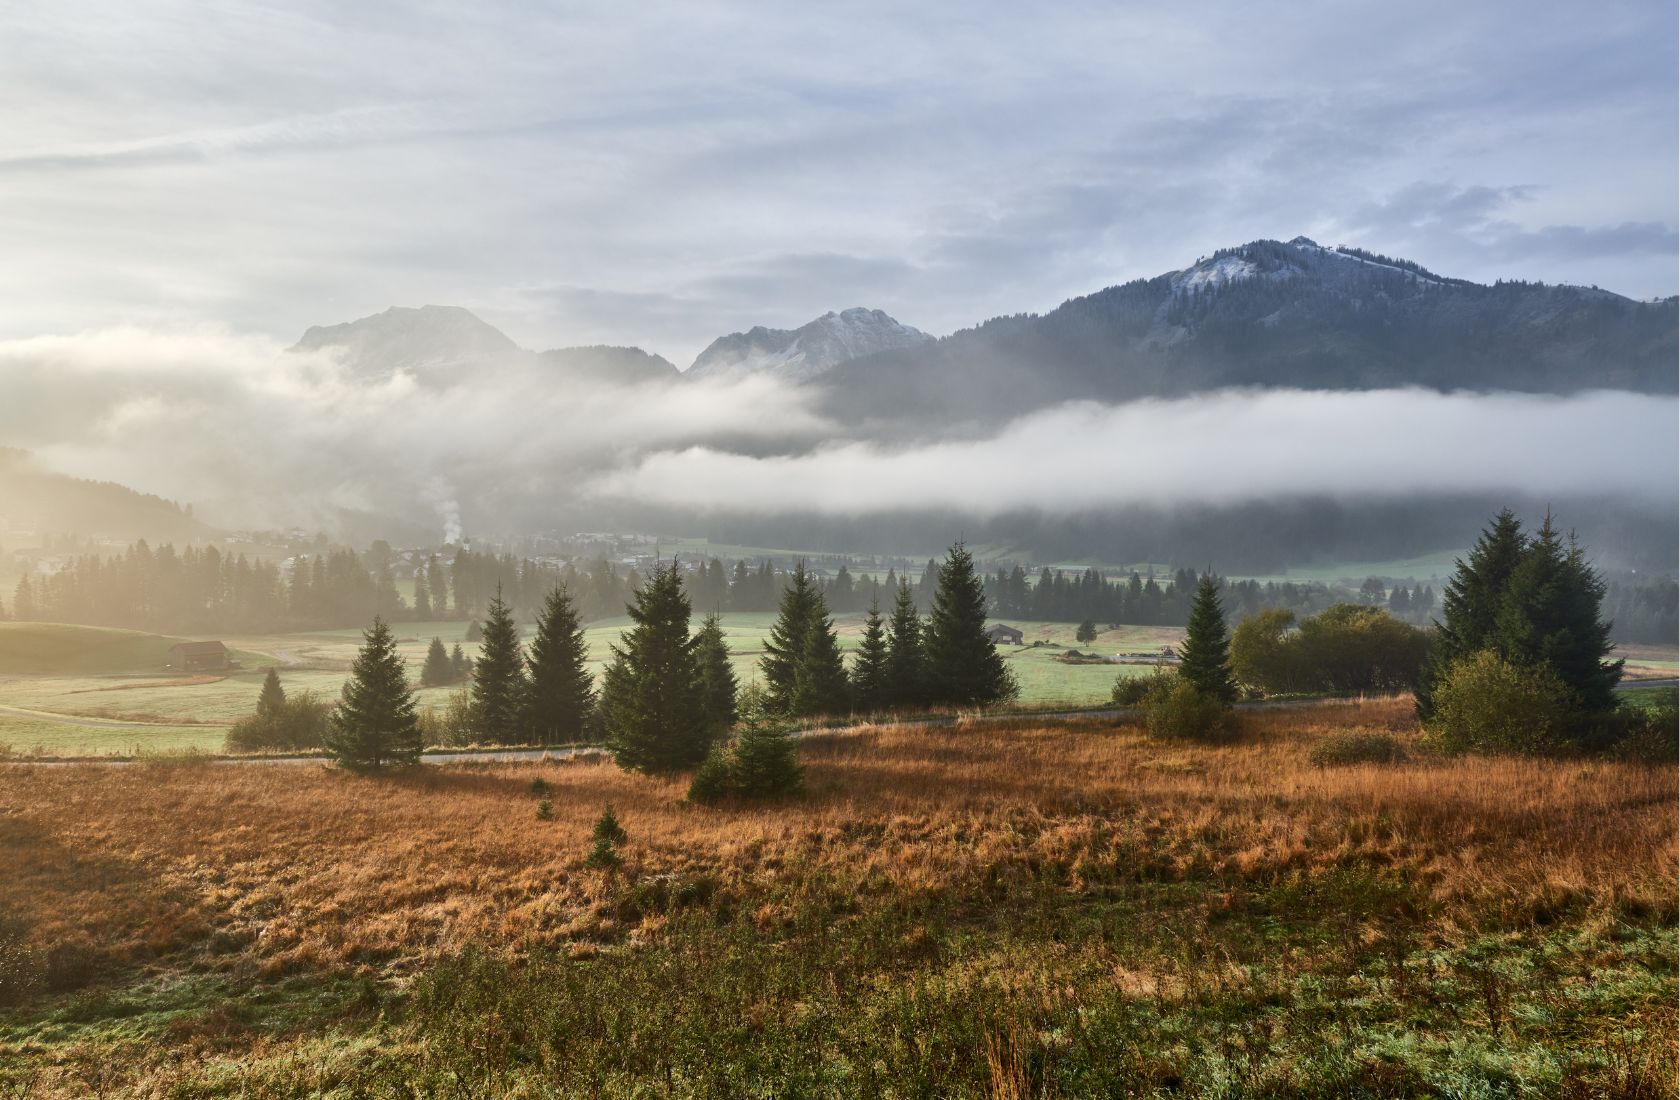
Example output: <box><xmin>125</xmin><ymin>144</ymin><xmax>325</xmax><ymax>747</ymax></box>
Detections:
<box><xmin>168</xmin><ymin>640</ymin><xmax>229</xmax><ymax>672</ymax></box>
<box><xmin>986</xmin><ymin>624</ymin><xmax>1025</xmax><ymax>645</ymax></box>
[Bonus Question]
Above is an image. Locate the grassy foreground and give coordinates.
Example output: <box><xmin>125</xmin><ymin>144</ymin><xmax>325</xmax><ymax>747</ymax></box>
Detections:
<box><xmin>0</xmin><ymin>699</ymin><xmax>1675</xmax><ymax>1097</ymax></box>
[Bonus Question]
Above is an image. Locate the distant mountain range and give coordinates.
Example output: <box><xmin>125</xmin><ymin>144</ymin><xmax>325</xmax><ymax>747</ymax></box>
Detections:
<box><xmin>291</xmin><ymin>305</ymin><xmax>678</xmax><ymax>385</ymax></box>
<box><xmin>293</xmin><ymin>239</ymin><xmax>1677</xmax><ymax>425</ymax></box>
<box><xmin>687</xmin><ymin>307</ymin><xmax>932</xmax><ymax>381</ymax></box>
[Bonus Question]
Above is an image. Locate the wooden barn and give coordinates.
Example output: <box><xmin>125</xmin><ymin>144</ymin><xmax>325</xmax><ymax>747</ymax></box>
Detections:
<box><xmin>168</xmin><ymin>640</ymin><xmax>229</xmax><ymax>672</ymax></box>
<box><xmin>986</xmin><ymin>624</ymin><xmax>1025</xmax><ymax>645</ymax></box>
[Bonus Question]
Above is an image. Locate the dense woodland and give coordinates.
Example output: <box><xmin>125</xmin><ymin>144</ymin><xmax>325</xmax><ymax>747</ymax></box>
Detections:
<box><xmin>4</xmin><ymin>537</ymin><xmax>1674</xmax><ymax>644</ymax></box>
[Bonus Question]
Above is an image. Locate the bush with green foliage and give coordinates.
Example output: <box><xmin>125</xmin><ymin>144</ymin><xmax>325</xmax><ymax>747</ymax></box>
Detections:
<box><xmin>687</xmin><ymin>695</ymin><xmax>804</xmax><ymax>804</ymax></box>
<box><xmin>1110</xmin><ymin>668</ymin><xmax>1166</xmax><ymax>706</ymax></box>
<box><xmin>417</xmin><ymin>686</ymin><xmax>474</xmax><ymax>747</ymax></box>
<box><xmin>224</xmin><ymin>689</ymin><xmax>332</xmax><ymax>753</ymax></box>
<box><xmin>585</xmin><ymin>804</ymin><xmax>627</xmax><ymax>869</ymax></box>
<box><xmin>1140</xmin><ymin>673</ymin><xmax>1228</xmax><ymax>741</ymax></box>
<box><xmin>1426</xmin><ymin>649</ymin><xmax>1576</xmax><ymax>755</ymax></box>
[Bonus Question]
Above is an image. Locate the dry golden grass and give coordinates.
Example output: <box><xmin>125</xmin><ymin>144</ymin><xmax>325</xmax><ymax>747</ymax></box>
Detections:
<box><xmin>0</xmin><ymin>697</ymin><xmax>1673</xmax><ymax>980</ymax></box>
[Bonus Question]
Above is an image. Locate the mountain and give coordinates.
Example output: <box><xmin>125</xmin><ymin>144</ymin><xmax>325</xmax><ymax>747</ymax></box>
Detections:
<box><xmin>292</xmin><ymin>305</ymin><xmax>521</xmax><ymax>380</ymax></box>
<box><xmin>686</xmin><ymin>307</ymin><xmax>932</xmax><ymax>381</ymax></box>
<box><xmin>291</xmin><ymin>305</ymin><xmax>678</xmax><ymax>384</ymax></box>
<box><xmin>816</xmin><ymin>238</ymin><xmax>1679</xmax><ymax>426</ymax></box>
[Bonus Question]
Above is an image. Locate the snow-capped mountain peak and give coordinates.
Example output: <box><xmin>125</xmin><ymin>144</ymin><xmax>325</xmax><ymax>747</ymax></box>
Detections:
<box><xmin>687</xmin><ymin>307</ymin><xmax>932</xmax><ymax>381</ymax></box>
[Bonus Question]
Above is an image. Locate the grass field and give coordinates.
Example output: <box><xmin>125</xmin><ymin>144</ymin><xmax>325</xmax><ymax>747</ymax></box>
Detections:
<box><xmin>0</xmin><ymin>615</ymin><xmax>1189</xmax><ymax>756</ymax></box>
<box><xmin>0</xmin><ymin>697</ymin><xmax>1673</xmax><ymax>1096</ymax></box>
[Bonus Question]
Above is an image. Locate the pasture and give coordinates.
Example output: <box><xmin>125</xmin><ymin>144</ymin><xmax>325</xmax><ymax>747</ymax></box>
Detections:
<box><xmin>0</xmin><ymin>697</ymin><xmax>1673</xmax><ymax>1096</ymax></box>
<box><xmin>0</xmin><ymin>616</ymin><xmax>1189</xmax><ymax>757</ymax></box>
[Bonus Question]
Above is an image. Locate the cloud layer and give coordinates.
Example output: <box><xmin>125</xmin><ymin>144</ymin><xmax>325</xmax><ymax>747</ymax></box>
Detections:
<box><xmin>0</xmin><ymin>326</ymin><xmax>1672</xmax><ymax>539</ymax></box>
<box><xmin>598</xmin><ymin>390</ymin><xmax>1679</xmax><ymax>516</ymax></box>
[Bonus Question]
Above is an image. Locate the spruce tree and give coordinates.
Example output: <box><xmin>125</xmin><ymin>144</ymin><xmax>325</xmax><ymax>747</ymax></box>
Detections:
<box><xmin>469</xmin><ymin>588</ymin><xmax>527</xmax><ymax>744</ymax></box>
<box><xmin>1494</xmin><ymin>515</ymin><xmax>1623</xmax><ymax>715</ymax></box>
<box><xmin>450</xmin><ymin>643</ymin><xmax>467</xmax><ymax>679</ymax></box>
<box><xmin>414</xmin><ymin>571</ymin><xmax>433</xmax><ymax>620</ymax></box>
<box><xmin>325</xmin><ymin>617</ymin><xmax>422</xmax><ymax>770</ymax></box>
<box><xmin>850</xmin><ymin>599</ymin><xmax>890</xmax><ymax>712</ymax></box>
<box><xmin>524</xmin><ymin>587</ymin><xmax>595</xmax><ymax>744</ymax></box>
<box><xmin>257</xmin><ymin>667</ymin><xmax>286</xmax><ymax>720</ymax></box>
<box><xmin>924</xmin><ymin>542</ymin><xmax>1018</xmax><ymax>707</ymax></box>
<box><xmin>694</xmin><ymin>613</ymin><xmax>739</xmax><ymax>738</ymax></box>
<box><xmin>1178</xmin><ymin>574</ymin><xmax>1238</xmax><ymax>705</ymax></box>
<box><xmin>761</xmin><ymin>562</ymin><xmax>822</xmax><ymax>713</ymax></box>
<box><xmin>1419</xmin><ymin>509</ymin><xmax>1527</xmax><ymax>718</ymax></box>
<box><xmin>731</xmin><ymin>707</ymin><xmax>804</xmax><ymax>799</ymax></box>
<box><xmin>791</xmin><ymin>607</ymin><xmax>850</xmax><ymax>717</ymax></box>
<box><xmin>600</xmin><ymin>561</ymin><xmax>710</xmax><ymax>773</ymax></box>
<box><xmin>884</xmin><ymin>579</ymin><xmax>927</xmax><ymax>709</ymax></box>
<box><xmin>420</xmin><ymin>637</ymin><xmax>453</xmax><ymax>687</ymax></box>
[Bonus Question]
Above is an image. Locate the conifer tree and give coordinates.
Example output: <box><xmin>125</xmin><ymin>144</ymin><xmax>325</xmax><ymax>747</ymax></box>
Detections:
<box><xmin>694</xmin><ymin>613</ymin><xmax>739</xmax><ymax>738</ymax></box>
<box><xmin>600</xmin><ymin>561</ymin><xmax>709</xmax><ymax>773</ymax></box>
<box><xmin>414</xmin><ymin>570</ymin><xmax>433</xmax><ymax>620</ymax></box>
<box><xmin>469</xmin><ymin>587</ymin><xmax>527</xmax><ymax>744</ymax></box>
<box><xmin>257</xmin><ymin>667</ymin><xmax>286</xmax><ymax>720</ymax></box>
<box><xmin>1418</xmin><ymin>509</ymin><xmax>1529</xmax><ymax>718</ymax></box>
<box><xmin>884</xmin><ymin>579</ymin><xmax>927</xmax><ymax>709</ymax></box>
<box><xmin>791</xmin><ymin>608</ymin><xmax>850</xmax><ymax>717</ymax></box>
<box><xmin>850</xmin><ymin>600</ymin><xmax>890</xmax><ymax>712</ymax></box>
<box><xmin>12</xmin><ymin>576</ymin><xmax>34</xmax><ymax>621</ymax></box>
<box><xmin>761</xmin><ymin>562</ymin><xmax>822</xmax><ymax>713</ymax></box>
<box><xmin>730</xmin><ymin>707</ymin><xmax>804</xmax><ymax>799</ymax></box>
<box><xmin>1494</xmin><ymin>515</ymin><xmax>1623</xmax><ymax>714</ymax></box>
<box><xmin>450</xmin><ymin>643</ymin><xmax>468</xmax><ymax>679</ymax></box>
<box><xmin>325</xmin><ymin>617</ymin><xmax>422</xmax><ymax>769</ymax></box>
<box><xmin>524</xmin><ymin>587</ymin><xmax>595</xmax><ymax>744</ymax></box>
<box><xmin>420</xmin><ymin>637</ymin><xmax>453</xmax><ymax>687</ymax></box>
<box><xmin>1178</xmin><ymin>574</ymin><xmax>1238</xmax><ymax>705</ymax></box>
<box><xmin>924</xmin><ymin>543</ymin><xmax>1017</xmax><ymax>707</ymax></box>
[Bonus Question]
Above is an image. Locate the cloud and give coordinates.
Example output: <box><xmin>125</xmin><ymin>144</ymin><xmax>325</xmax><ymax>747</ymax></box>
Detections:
<box><xmin>595</xmin><ymin>389</ymin><xmax>1679</xmax><ymax>516</ymax></box>
<box><xmin>0</xmin><ymin>325</ymin><xmax>831</xmax><ymax>534</ymax></box>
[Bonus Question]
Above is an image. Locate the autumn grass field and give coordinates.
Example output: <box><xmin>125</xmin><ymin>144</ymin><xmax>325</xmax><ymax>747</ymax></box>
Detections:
<box><xmin>0</xmin><ymin>697</ymin><xmax>1674</xmax><ymax>1097</ymax></box>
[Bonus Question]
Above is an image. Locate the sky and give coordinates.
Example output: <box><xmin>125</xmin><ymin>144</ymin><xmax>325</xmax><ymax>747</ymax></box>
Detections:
<box><xmin>2</xmin><ymin>1</ymin><xmax>1676</xmax><ymax>367</ymax></box>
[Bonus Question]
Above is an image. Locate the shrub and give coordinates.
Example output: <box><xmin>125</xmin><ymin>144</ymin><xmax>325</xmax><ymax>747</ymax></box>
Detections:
<box><xmin>536</xmin><ymin>799</ymin><xmax>553</xmax><ymax>820</ymax></box>
<box><xmin>1602</xmin><ymin>702</ymin><xmax>1679</xmax><ymax>764</ymax></box>
<box><xmin>1110</xmin><ymin>671</ymin><xmax>1160</xmax><ymax>707</ymax></box>
<box><xmin>686</xmin><ymin>709</ymin><xmax>803</xmax><ymax>804</ymax></box>
<box><xmin>1141</xmin><ymin>674</ymin><xmax>1228</xmax><ymax>741</ymax></box>
<box><xmin>585</xmin><ymin>804</ymin><xmax>626</xmax><ymax>869</ymax></box>
<box><xmin>1426</xmin><ymin>649</ymin><xmax>1576</xmax><ymax>755</ymax></box>
<box><xmin>417</xmin><ymin>686</ymin><xmax>474</xmax><ymax>747</ymax></box>
<box><xmin>224</xmin><ymin>690</ymin><xmax>331</xmax><ymax>753</ymax></box>
<box><xmin>1309</xmin><ymin>731</ymin><xmax>1407</xmax><ymax>767</ymax></box>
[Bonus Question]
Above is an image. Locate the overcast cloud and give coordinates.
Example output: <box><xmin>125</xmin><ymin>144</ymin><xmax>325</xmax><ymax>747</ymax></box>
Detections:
<box><xmin>1</xmin><ymin>1</ymin><xmax>1674</xmax><ymax>365</ymax></box>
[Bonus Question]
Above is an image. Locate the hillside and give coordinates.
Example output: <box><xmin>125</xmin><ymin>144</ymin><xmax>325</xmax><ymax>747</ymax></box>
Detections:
<box><xmin>0</xmin><ymin>622</ymin><xmax>190</xmax><ymax>676</ymax></box>
<box><xmin>817</xmin><ymin>238</ymin><xmax>1679</xmax><ymax>425</ymax></box>
<box><xmin>0</xmin><ymin>449</ymin><xmax>214</xmax><ymax>546</ymax></box>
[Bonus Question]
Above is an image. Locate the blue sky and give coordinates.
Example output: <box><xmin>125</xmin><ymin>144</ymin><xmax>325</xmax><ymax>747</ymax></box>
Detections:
<box><xmin>3</xmin><ymin>1</ymin><xmax>1675</xmax><ymax>366</ymax></box>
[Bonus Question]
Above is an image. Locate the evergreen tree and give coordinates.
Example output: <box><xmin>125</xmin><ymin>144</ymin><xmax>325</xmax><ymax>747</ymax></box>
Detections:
<box><xmin>420</xmin><ymin>637</ymin><xmax>453</xmax><ymax>687</ymax></box>
<box><xmin>450</xmin><ymin>643</ymin><xmax>468</xmax><ymax>679</ymax></box>
<box><xmin>791</xmin><ymin>607</ymin><xmax>850</xmax><ymax>717</ymax></box>
<box><xmin>524</xmin><ymin>587</ymin><xmax>595</xmax><ymax>744</ymax></box>
<box><xmin>585</xmin><ymin>803</ymin><xmax>626</xmax><ymax>869</ymax></box>
<box><xmin>12</xmin><ymin>575</ymin><xmax>34</xmax><ymax>621</ymax></box>
<box><xmin>1419</xmin><ymin>509</ymin><xmax>1528</xmax><ymax>718</ymax></box>
<box><xmin>325</xmin><ymin>617</ymin><xmax>422</xmax><ymax>769</ymax></box>
<box><xmin>884</xmin><ymin>579</ymin><xmax>927</xmax><ymax>709</ymax></box>
<box><xmin>924</xmin><ymin>542</ymin><xmax>1018</xmax><ymax>707</ymax></box>
<box><xmin>414</xmin><ymin>570</ymin><xmax>433</xmax><ymax>620</ymax></box>
<box><xmin>694</xmin><ymin>613</ymin><xmax>739</xmax><ymax>738</ymax></box>
<box><xmin>731</xmin><ymin>707</ymin><xmax>804</xmax><ymax>799</ymax></box>
<box><xmin>1076</xmin><ymin>619</ymin><xmax>1098</xmax><ymax>644</ymax></box>
<box><xmin>600</xmin><ymin>561</ymin><xmax>710</xmax><ymax>773</ymax></box>
<box><xmin>257</xmin><ymin>667</ymin><xmax>286</xmax><ymax>720</ymax></box>
<box><xmin>761</xmin><ymin>562</ymin><xmax>822</xmax><ymax>713</ymax></box>
<box><xmin>1494</xmin><ymin>515</ymin><xmax>1623</xmax><ymax>714</ymax></box>
<box><xmin>850</xmin><ymin>600</ymin><xmax>890</xmax><ymax>712</ymax></box>
<box><xmin>469</xmin><ymin>587</ymin><xmax>527</xmax><ymax>744</ymax></box>
<box><xmin>1178</xmin><ymin>574</ymin><xmax>1238</xmax><ymax>704</ymax></box>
